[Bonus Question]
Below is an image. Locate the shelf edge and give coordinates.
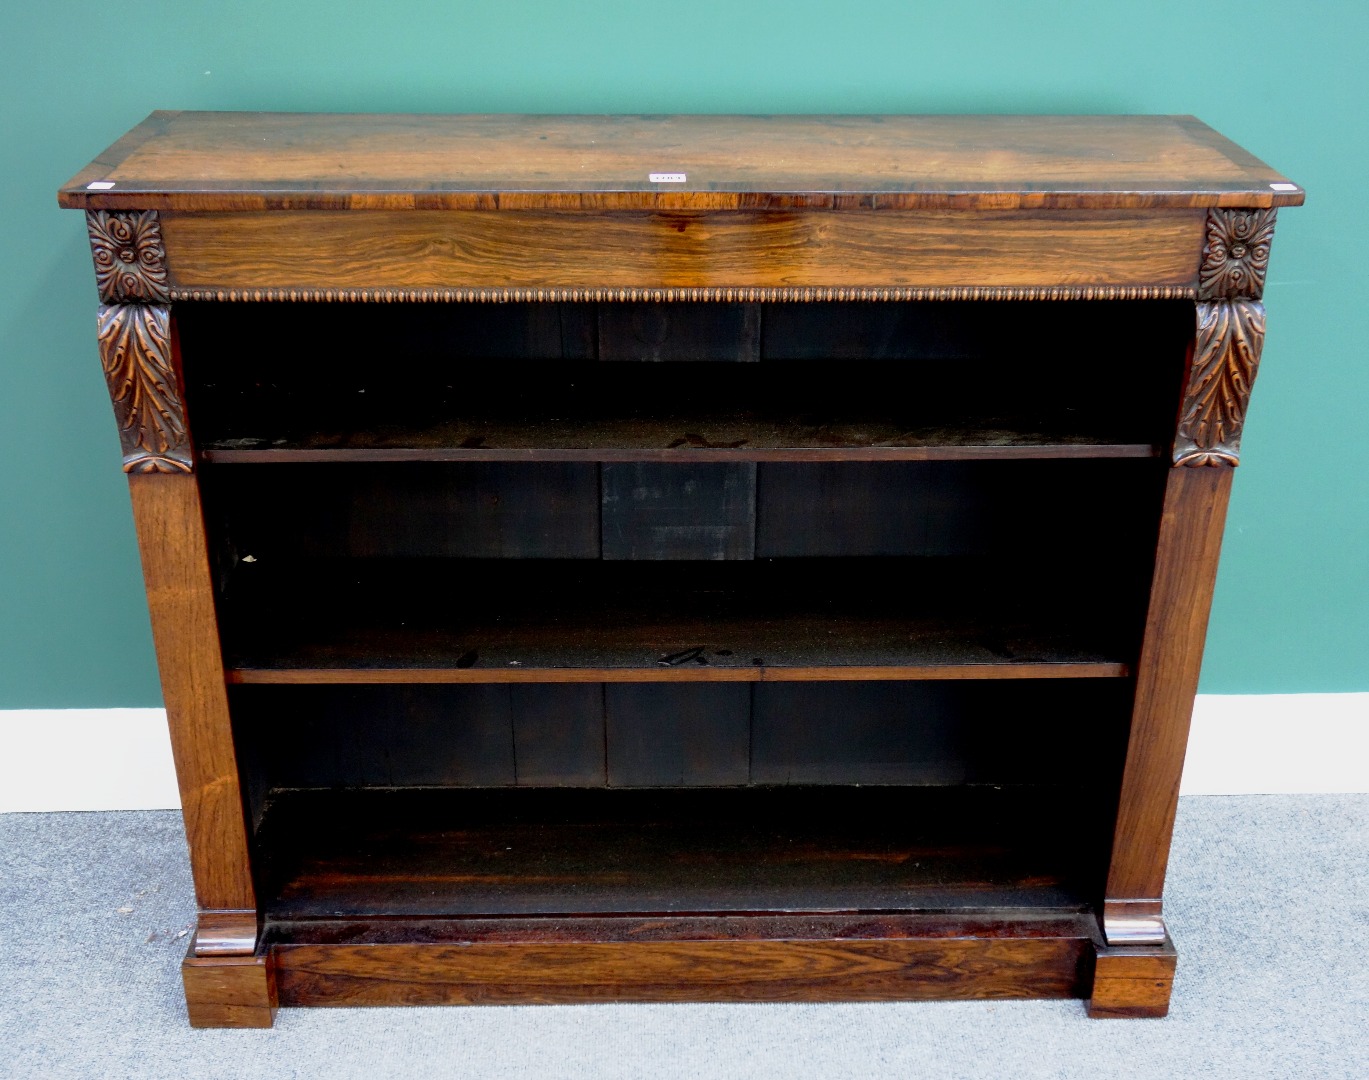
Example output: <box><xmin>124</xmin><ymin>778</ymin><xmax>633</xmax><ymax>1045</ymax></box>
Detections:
<box><xmin>226</xmin><ymin>662</ymin><xmax>1130</xmax><ymax>685</ymax></box>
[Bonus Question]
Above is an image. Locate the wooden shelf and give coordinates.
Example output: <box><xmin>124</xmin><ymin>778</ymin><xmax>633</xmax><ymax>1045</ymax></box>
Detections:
<box><xmin>255</xmin><ymin>786</ymin><xmax>1107</xmax><ymax>919</ymax></box>
<box><xmin>221</xmin><ymin>558</ymin><xmax>1137</xmax><ymax>684</ymax></box>
<box><xmin>200</xmin><ymin>413</ymin><xmax>1155</xmax><ymax>463</ymax></box>
<box><xmin>191</xmin><ymin>359</ymin><xmax>1165</xmax><ymax>464</ymax></box>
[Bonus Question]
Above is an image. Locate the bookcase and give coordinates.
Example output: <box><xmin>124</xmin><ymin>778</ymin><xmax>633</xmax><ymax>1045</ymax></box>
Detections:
<box><xmin>59</xmin><ymin>112</ymin><xmax>1302</xmax><ymax>1026</ymax></box>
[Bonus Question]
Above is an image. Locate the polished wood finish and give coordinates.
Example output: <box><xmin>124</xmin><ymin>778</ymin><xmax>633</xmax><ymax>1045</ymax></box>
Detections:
<box><xmin>1106</xmin><ymin>467</ymin><xmax>1233</xmax><ymax>913</ymax></box>
<box><xmin>62</xmin><ymin>113</ymin><xmax>1300</xmax><ymax>1027</ymax></box>
<box><xmin>229</xmin><ymin>664</ymin><xmax>1124</xmax><ymax>685</ymax></box>
<box><xmin>275</xmin><ymin>919</ymin><xmax>1089</xmax><ymax>1012</ymax></box>
<box><xmin>155</xmin><ymin>209</ymin><xmax>1206</xmax><ymax>294</ymax></box>
<box><xmin>192</xmin><ymin>910</ymin><xmax>258</xmax><ymax>957</ymax></box>
<box><xmin>182</xmin><ymin>946</ymin><xmax>276</xmax><ymax>1028</ymax></box>
<box><xmin>1087</xmin><ymin>937</ymin><xmax>1178</xmax><ymax>1019</ymax></box>
<box><xmin>58</xmin><ymin>113</ymin><xmax>1303</xmax><ymax>211</ymax></box>
<box><xmin>127</xmin><ymin>473</ymin><xmax>254</xmax><ymax>911</ymax></box>
<box><xmin>1101</xmin><ymin>899</ymin><xmax>1167</xmax><ymax>946</ymax></box>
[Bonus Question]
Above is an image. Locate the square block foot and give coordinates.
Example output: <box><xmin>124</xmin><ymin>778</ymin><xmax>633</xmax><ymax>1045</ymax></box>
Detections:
<box><xmin>1087</xmin><ymin>935</ymin><xmax>1177</xmax><ymax>1018</ymax></box>
<box><xmin>182</xmin><ymin>946</ymin><xmax>277</xmax><ymax>1028</ymax></box>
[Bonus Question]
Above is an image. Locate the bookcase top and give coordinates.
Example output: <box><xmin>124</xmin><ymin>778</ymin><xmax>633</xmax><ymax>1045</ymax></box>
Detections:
<box><xmin>59</xmin><ymin>112</ymin><xmax>1303</xmax><ymax>212</ymax></box>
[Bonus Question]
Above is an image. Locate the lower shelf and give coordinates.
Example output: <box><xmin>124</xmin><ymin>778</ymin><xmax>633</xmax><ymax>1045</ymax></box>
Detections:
<box><xmin>204</xmin><ymin>784</ymin><xmax>1174</xmax><ymax>1022</ymax></box>
<box><xmin>255</xmin><ymin>786</ymin><xmax>1108</xmax><ymax>919</ymax></box>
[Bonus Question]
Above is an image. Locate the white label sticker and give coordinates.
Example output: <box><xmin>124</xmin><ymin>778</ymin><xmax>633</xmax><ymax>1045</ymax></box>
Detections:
<box><xmin>1269</xmin><ymin>183</ymin><xmax>1299</xmax><ymax>192</ymax></box>
<box><xmin>86</xmin><ymin>181</ymin><xmax>116</xmax><ymax>190</ymax></box>
<box><xmin>649</xmin><ymin>172</ymin><xmax>686</xmax><ymax>183</ymax></box>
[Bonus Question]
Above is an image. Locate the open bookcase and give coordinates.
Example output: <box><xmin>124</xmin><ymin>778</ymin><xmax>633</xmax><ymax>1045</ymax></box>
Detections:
<box><xmin>59</xmin><ymin>112</ymin><xmax>1301</xmax><ymax>1026</ymax></box>
<box><xmin>195</xmin><ymin>297</ymin><xmax>1165</xmax><ymax>944</ymax></box>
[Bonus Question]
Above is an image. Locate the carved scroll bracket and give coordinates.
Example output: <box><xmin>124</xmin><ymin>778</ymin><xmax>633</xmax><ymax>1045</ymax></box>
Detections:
<box><xmin>87</xmin><ymin>210</ymin><xmax>170</xmax><ymax>303</ymax></box>
<box><xmin>97</xmin><ymin>303</ymin><xmax>191</xmax><ymax>473</ymax></box>
<box><xmin>1174</xmin><ymin>299</ymin><xmax>1265</xmax><ymax>467</ymax></box>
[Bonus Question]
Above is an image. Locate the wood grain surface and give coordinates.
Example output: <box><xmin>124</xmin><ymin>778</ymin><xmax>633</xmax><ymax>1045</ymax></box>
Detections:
<box><xmin>58</xmin><ymin>113</ymin><xmax>1303</xmax><ymax>211</ymax></box>
<box><xmin>128</xmin><ymin>473</ymin><xmax>255</xmax><ymax>910</ymax></box>
<box><xmin>1087</xmin><ymin>937</ymin><xmax>1178</xmax><ymax>1019</ymax></box>
<box><xmin>181</xmin><ymin>947</ymin><xmax>276</xmax><ymax>1028</ymax></box>
<box><xmin>1106</xmin><ymin>467</ymin><xmax>1233</xmax><ymax>902</ymax></box>
<box><xmin>157</xmin><ymin>209</ymin><xmax>1205</xmax><ymax>293</ymax></box>
<box><xmin>263</xmin><ymin>912</ymin><xmax>1097</xmax><ymax>945</ymax></box>
<box><xmin>273</xmin><ymin>936</ymin><xmax>1088</xmax><ymax>1006</ymax></box>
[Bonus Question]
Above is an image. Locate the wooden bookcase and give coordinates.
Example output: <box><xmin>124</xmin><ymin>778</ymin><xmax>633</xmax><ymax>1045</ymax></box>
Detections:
<box><xmin>59</xmin><ymin>113</ymin><xmax>1302</xmax><ymax>1026</ymax></box>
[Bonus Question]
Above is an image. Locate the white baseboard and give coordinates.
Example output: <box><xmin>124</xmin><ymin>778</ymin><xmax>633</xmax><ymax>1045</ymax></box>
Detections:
<box><xmin>0</xmin><ymin>694</ymin><xmax>1364</xmax><ymax>812</ymax></box>
<box><xmin>1179</xmin><ymin>693</ymin><xmax>1368</xmax><ymax>795</ymax></box>
<box><xmin>0</xmin><ymin>709</ymin><xmax>181</xmax><ymax>813</ymax></box>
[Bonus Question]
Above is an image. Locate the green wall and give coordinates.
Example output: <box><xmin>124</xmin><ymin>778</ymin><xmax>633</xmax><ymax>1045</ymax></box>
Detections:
<box><xmin>1</xmin><ymin>1</ymin><xmax>1365</xmax><ymax>706</ymax></box>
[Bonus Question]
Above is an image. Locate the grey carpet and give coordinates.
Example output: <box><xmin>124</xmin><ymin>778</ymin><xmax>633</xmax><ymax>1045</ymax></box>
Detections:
<box><xmin>0</xmin><ymin>795</ymin><xmax>1365</xmax><ymax>1080</ymax></box>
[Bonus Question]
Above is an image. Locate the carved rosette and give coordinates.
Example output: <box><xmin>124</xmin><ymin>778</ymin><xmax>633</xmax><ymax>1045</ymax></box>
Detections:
<box><xmin>97</xmin><ymin>304</ymin><xmax>191</xmax><ymax>473</ymax></box>
<box><xmin>87</xmin><ymin>210</ymin><xmax>170</xmax><ymax>303</ymax></box>
<box><xmin>1198</xmin><ymin>208</ymin><xmax>1275</xmax><ymax>301</ymax></box>
<box><xmin>1174</xmin><ymin>300</ymin><xmax>1265</xmax><ymax>467</ymax></box>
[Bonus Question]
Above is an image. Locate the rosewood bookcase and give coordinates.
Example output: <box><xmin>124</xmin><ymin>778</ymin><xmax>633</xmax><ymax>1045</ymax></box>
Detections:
<box><xmin>58</xmin><ymin>113</ymin><xmax>1302</xmax><ymax>1026</ymax></box>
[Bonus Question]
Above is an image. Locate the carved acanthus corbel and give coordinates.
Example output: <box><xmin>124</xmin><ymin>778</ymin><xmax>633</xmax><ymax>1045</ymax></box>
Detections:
<box><xmin>85</xmin><ymin>210</ymin><xmax>189</xmax><ymax>472</ymax></box>
<box><xmin>1174</xmin><ymin>299</ymin><xmax>1265</xmax><ymax>467</ymax></box>
<box><xmin>1175</xmin><ymin>209</ymin><xmax>1276</xmax><ymax>466</ymax></box>
<box><xmin>97</xmin><ymin>303</ymin><xmax>191</xmax><ymax>473</ymax></box>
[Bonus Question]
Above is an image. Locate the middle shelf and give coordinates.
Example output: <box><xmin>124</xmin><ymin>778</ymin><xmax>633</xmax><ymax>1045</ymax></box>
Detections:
<box><xmin>220</xmin><ymin>557</ymin><xmax>1142</xmax><ymax>684</ymax></box>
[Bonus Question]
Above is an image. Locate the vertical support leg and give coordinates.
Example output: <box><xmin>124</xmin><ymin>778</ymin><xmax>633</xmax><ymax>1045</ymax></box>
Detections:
<box><xmin>1106</xmin><ymin>462</ymin><xmax>1237</xmax><ymax>958</ymax></box>
<box><xmin>1106</xmin><ymin>466</ymin><xmax>1232</xmax><ymax>941</ymax></box>
<box><xmin>126</xmin><ymin>471</ymin><xmax>255</xmax><ymax>911</ymax></box>
<box><xmin>97</xmin><ymin>287</ymin><xmax>261</xmax><ymax>1026</ymax></box>
<box><xmin>100</xmin><ymin>297</ymin><xmax>255</xmax><ymax>910</ymax></box>
<box><xmin>1104</xmin><ymin>277</ymin><xmax>1265</xmax><ymax>992</ymax></box>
